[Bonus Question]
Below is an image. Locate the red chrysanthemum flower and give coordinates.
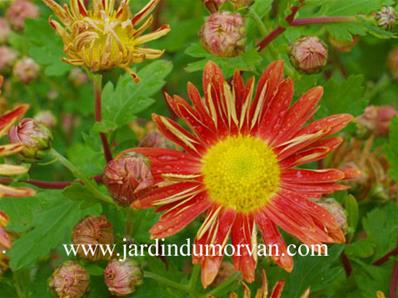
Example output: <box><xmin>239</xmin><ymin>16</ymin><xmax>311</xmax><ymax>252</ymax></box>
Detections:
<box><xmin>130</xmin><ymin>61</ymin><xmax>352</xmax><ymax>287</ymax></box>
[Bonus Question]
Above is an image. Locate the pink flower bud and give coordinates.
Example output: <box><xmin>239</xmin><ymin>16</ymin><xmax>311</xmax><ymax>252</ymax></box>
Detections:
<box><xmin>376</xmin><ymin>6</ymin><xmax>397</xmax><ymax>30</ymax></box>
<box><xmin>0</xmin><ymin>18</ymin><xmax>11</xmax><ymax>44</ymax></box>
<box><xmin>13</xmin><ymin>57</ymin><xmax>40</xmax><ymax>84</ymax></box>
<box><xmin>72</xmin><ymin>216</ymin><xmax>114</xmax><ymax>261</ymax></box>
<box><xmin>289</xmin><ymin>36</ymin><xmax>328</xmax><ymax>74</ymax></box>
<box><xmin>49</xmin><ymin>261</ymin><xmax>89</xmax><ymax>298</ymax></box>
<box><xmin>8</xmin><ymin>118</ymin><xmax>53</xmax><ymax>161</ymax></box>
<box><xmin>68</xmin><ymin>68</ymin><xmax>89</xmax><ymax>87</ymax></box>
<box><xmin>103</xmin><ymin>152</ymin><xmax>154</xmax><ymax>207</ymax></box>
<box><xmin>200</xmin><ymin>12</ymin><xmax>246</xmax><ymax>57</ymax></box>
<box><xmin>316</xmin><ymin>199</ymin><xmax>347</xmax><ymax>233</ymax></box>
<box><xmin>34</xmin><ymin>110</ymin><xmax>57</xmax><ymax>128</ymax></box>
<box><xmin>357</xmin><ymin>105</ymin><xmax>398</xmax><ymax>136</ymax></box>
<box><xmin>388</xmin><ymin>48</ymin><xmax>398</xmax><ymax>80</ymax></box>
<box><xmin>5</xmin><ymin>0</ymin><xmax>39</xmax><ymax>31</ymax></box>
<box><xmin>139</xmin><ymin>131</ymin><xmax>169</xmax><ymax>148</ymax></box>
<box><xmin>104</xmin><ymin>259</ymin><xmax>143</xmax><ymax>296</ymax></box>
<box><xmin>0</xmin><ymin>46</ymin><xmax>17</xmax><ymax>73</ymax></box>
<box><xmin>204</xmin><ymin>0</ymin><xmax>226</xmax><ymax>13</ymax></box>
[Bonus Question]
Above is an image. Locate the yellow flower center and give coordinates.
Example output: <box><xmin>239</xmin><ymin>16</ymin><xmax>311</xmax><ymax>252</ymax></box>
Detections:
<box><xmin>202</xmin><ymin>136</ymin><xmax>281</xmax><ymax>213</ymax></box>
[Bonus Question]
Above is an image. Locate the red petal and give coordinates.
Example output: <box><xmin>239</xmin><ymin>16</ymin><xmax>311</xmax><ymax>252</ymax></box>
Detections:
<box><xmin>255</xmin><ymin>211</ymin><xmax>293</xmax><ymax>272</ymax></box>
<box><xmin>282</xmin><ymin>168</ymin><xmax>345</xmax><ymax>183</ymax></box>
<box><xmin>0</xmin><ymin>104</ymin><xmax>29</xmax><ymax>134</ymax></box>
<box><xmin>270</xmin><ymin>280</ymin><xmax>286</xmax><ymax>298</ymax></box>
<box><xmin>150</xmin><ymin>192</ymin><xmax>211</xmax><ymax>239</ymax></box>
<box><xmin>231</xmin><ymin>214</ymin><xmax>256</xmax><ymax>282</ymax></box>
<box><xmin>271</xmin><ymin>86</ymin><xmax>323</xmax><ymax>146</ymax></box>
<box><xmin>297</xmin><ymin>114</ymin><xmax>353</xmax><ymax>137</ymax></box>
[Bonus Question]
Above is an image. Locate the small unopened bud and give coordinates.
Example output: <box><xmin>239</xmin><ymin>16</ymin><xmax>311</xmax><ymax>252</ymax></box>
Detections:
<box><xmin>0</xmin><ymin>18</ymin><xmax>11</xmax><ymax>44</ymax></box>
<box><xmin>387</xmin><ymin>48</ymin><xmax>398</xmax><ymax>80</ymax></box>
<box><xmin>357</xmin><ymin>105</ymin><xmax>398</xmax><ymax>136</ymax></box>
<box><xmin>200</xmin><ymin>12</ymin><xmax>246</xmax><ymax>57</ymax></box>
<box><xmin>289</xmin><ymin>36</ymin><xmax>328</xmax><ymax>74</ymax></box>
<box><xmin>104</xmin><ymin>259</ymin><xmax>143</xmax><ymax>296</ymax></box>
<box><xmin>316</xmin><ymin>199</ymin><xmax>347</xmax><ymax>233</ymax></box>
<box><xmin>49</xmin><ymin>261</ymin><xmax>89</xmax><ymax>298</ymax></box>
<box><xmin>0</xmin><ymin>46</ymin><xmax>17</xmax><ymax>73</ymax></box>
<box><xmin>329</xmin><ymin>36</ymin><xmax>359</xmax><ymax>53</ymax></box>
<box><xmin>5</xmin><ymin>0</ymin><xmax>39</xmax><ymax>31</ymax></box>
<box><xmin>103</xmin><ymin>152</ymin><xmax>154</xmax><ymax>207</ymax></box>
<box><xmin>72</xmin><ymin>216</ymin><xmax>114</xmax><ymax>261</ymax></box>
<box><xmin>8</xmin><ymin>118</ymin><xmax>53</xmax><ymax>161</ymax></box>
<box><xmin>376</xmin><ymin>6</ymin><xmax>397</xmax><ymax>30</ymax></box>
<box><xmin>34</xmin><ymin>110</ymin><xmax>57</xmax><ymax>128</ymax></box>
<box><xmin>68</xmin><ymin>68</ymin><xmax>89</xmax><ymax>87</ymax></box>
<box><xmin>13</xmin><ymin>57</ymin><xmax>40</xmax><ymax>84</ymax></box>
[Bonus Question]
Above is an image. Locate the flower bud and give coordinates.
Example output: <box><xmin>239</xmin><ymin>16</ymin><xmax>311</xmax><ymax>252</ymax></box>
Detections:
<box><xmin>376</xmin><ymin>6</ymin><xmax>397</xmax><ymax>30</ymax></box>
<box><xmin>329</xmin><ymin>36</ymin><xmax>359</xmax><ymax>53</ymax></box>
<box><xmin>72</xmin><ymin>215</ymin><xmax>114</xmax><ymax>261</ymax></box>
<box><xmin>104</xmin><ymin>259</ymin><xmax>143</xmax><ymax>296</ymax></box>
<box><xmin>103</xmin><ymin>152</ymin><xmax>154</xmax><ymax>207</ymax></box>
<box><xmin>316</xmin><ymin>199</ymin><xmax>347</xmax><ymax>233</ymax></box>
<box><xmin>13</xmin><ymin>57</ymin><xmax>40</xmax><ymax>84</ymax></box>
<box><xmin>357</xmin><ymin>105</ymin><xmax>398</xmax><ymax>136</ymax></box>
<box><xmin>49</xmin><ymin>261</ymin><xmax>89</xmax><ymax>298</ymax></box>
<box><xmin>5</xmin><ymin>0</ymin><xmax>39</xmax><ymax>31</ymax></box>
<box><xmin>387</xmin><ymin>48</ymin><xmax>398</xmax><ymax>80</ymax></box>
<box><xmin>68</xmin><ymin>68</ymin><xmax>89</xmax><ymax>87</ymax></box>
<box><xmin>204</xmin><ymin>0</ymin><xmax>225</xmax><ymax>13</ymax></box>
<box><xmin>200</xmin><ymin>12</ymin><xmax>246</xmax><ymax>57</ymax></box>
<box><xmin>289</xmin><ymin>36</ymin><xmax>328</xmax><ymax>74</ymax></box>
<box><xmin>0</xmin><ymin>18</ymin><xmax>11</xmax><ymax>44</ymax></box>
<box><xmin>0</xmin><ymin>46</ymin><xmax>17</xmax><ymax>73</ymax></box>
<box><xmin>34</xmin><ymin>110</ymin><xmax>57</xmax><ymax>128</ymax></box>
<box><xmin>8</xmin><ymin>118</ymin><xmax>53</xmax><ymax>161</ymax></box>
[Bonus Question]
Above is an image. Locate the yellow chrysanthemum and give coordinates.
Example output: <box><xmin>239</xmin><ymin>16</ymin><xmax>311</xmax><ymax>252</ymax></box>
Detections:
<box><xmin>43</xmin><ymin>0</ymin><xmax>170</xmax><ymax>80</ymax></box>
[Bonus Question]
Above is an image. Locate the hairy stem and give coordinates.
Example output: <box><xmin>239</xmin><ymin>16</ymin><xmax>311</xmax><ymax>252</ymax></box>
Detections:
<box><xmin>93</xmin><ymin>74</ymin><xmax>113</xmax><ymax>163</ymax></box>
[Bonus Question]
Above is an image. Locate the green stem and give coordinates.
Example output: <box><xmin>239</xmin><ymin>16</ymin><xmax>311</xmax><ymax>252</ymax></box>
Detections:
<box><xmin>50</xmin><ymin>148</ymin><xmax>114</xmax><ymax>204</ymax></box>
<box><xmin>205</xmin><ymin>272</ymin><xmax>240</xmax><ymax>297</ymax></box>
<box><xmin>188</xmin><ymin>265</ymin><xmax>201</xmax><ymax>297</ymax></box>
<box><xmin>144</xmin><ymin>271</ymin><xmax>190</xmax><ymax>292</ymax></box>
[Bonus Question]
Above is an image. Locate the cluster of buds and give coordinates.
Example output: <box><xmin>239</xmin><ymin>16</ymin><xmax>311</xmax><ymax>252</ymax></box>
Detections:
<box><xmin>289</xmin><ymin>36</ymin><xmax>328</xmax><ymax>73</ymax></box>
<box><xmin>5</xmin><ymin>0</ymin><xmax>39</xmax><ymax>31</ymax></box>
<box><xmin>72</xmin><ymin>216</ymin><xmax>114</xmax><ymax>261</ymax></box>
<box><xmin>103</xmin><ymin>152</ymin><xmax>154</xmax><ymax>207</ymax></box>
<box><xmin>200</xmin><ymin>12</ymin><xmax>246</xmax><ymax>57</ymax></box>
<box><xmin>375</xmin><ymin>6</ymin><xmax>397</xmax><ymax>30</ymax></box>
<box><xmin>8</xmin><ymin>118</ymin><xmax>53</xmax><ymax>162</ymax></box>
<box><xmin>13</xmin><ymin>57</ymin><xmax>40</xmax><ymax>84</ymax></box>
<box><xmin>315</xmin><ymin>199</ymin><xmax>348</xmax><ymax>234</ymax></box>
<box><xmin>104</xmin><ymin>259</ymin><xmax>143</xmax><ymax>296</ymax></box>
<box><xmin>332</xmin><ymin>137</ymin><xmax>397</xmax><ymax>201</ymax></box>
<box><xmin>49</xmin><ymin>261</ymin><xmax>89</xmax><ymax>298</ymax></box>
<box><xmin>357</xmin><ymin>105</ymin><xmax>398</xmax><ymax>136</ymax></box>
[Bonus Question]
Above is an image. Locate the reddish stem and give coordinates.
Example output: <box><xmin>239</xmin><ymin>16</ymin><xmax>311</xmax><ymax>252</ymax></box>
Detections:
<box><xmin>0</xmin><ymin>176</ymin><xmax>103</xmax><ymax>190</ymax></box>
<box><xmin>373</xmin><ymin>247</ymin><xmax>398</xmax><ymax>266</ymax></box>
<box><xmin>390</xmin><ymin>261</ymin><xmax>398</xmax><ymax>298</ymax></box>
<box><xmin>291</xmin><ymin>16</ymin><xmax>355</xmax><ymax>26</ymax></box>
<box><xmin>341</xmin><ymin>253</ymin><xmax>352</xmax><ymax>276</ymax></box>
<box><xmin>94</xmin><ymin>75</ymin><xmax>113</xmax><ymax>163</ymax></box>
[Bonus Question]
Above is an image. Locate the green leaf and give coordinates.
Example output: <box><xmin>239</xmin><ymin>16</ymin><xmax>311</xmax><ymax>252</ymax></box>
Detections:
<box><xmin>8</xmin><ymin>190</ymin><xmax>102</xmax><ymax>270</ymax></box>
<box><xmin>317</xmin><ymin>74</ymin><xmax>367</xmax><ymax>119</ymax></box>
<box><xmin>362</xmin><ymin>203</ymin><xmax>398</xmax><ymax>260</ymax></box>
<box><xmin>387</xmin><ymin>118</ymin><xmax>398</xmax><ymax>182</ymax></box>
<box><xmin>344</xmin><ymin>194</ymin><xmax>359</xmax><ymax>240</ymax></box>
<box><xmin>100</xmin><ymin>60</ymin><xmax>173</xmax><ymax>132</ymax></box>
<box><xmin>0</xmin><ymin>197</ymin><xmax>40</xmax><ymax>233</ymax></box>
<box><xmin>345</xmin><ymin>239</ymin><xmax>375</xmax><ymax>258</ymax></box>
<box><xmin>24</xmin><ymin>18</ymin><xmax>72</xmax><ymax>76</ymax></box>
<box><xmin>306</xmin><ymin>0</ymin><xmax>394</xmax><ymax>16</ymax></box>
